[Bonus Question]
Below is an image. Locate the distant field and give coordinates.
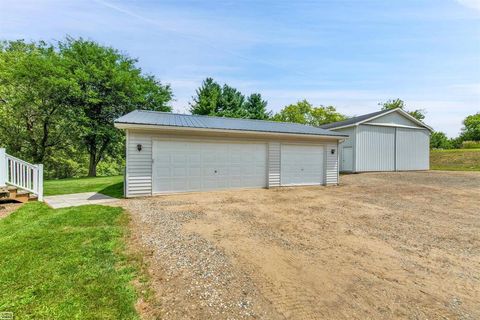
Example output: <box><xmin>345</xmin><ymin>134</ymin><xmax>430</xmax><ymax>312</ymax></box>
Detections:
<box><xmin>430</xmin><ymin>149</ymin><xmax>480</xmax><ymax>171</ymax></box>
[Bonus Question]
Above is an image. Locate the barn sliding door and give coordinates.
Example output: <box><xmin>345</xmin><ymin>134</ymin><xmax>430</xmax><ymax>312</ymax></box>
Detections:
<box><xmin>356</xmin><ymin>125</ymin><xmax>395</xmax><ymax>171</ymax></box>
<box><xmin>395</xmin><ymin>129</ymin><xmax>430</xmax><ymax>170</ymax></box>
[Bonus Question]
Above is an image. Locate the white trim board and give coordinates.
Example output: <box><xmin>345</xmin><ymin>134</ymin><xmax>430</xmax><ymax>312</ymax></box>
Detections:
<box><xmin>115</xmin><ymin>123</ymin><xmax>348</xmax><ymax>141</ymax></box>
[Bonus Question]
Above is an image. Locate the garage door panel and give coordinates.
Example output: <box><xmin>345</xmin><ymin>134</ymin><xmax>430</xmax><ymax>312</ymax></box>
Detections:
<box><xmin>281</xmin><ymin>144</ymin><xmax>324</xmax><ymax>186</ymax></box>
<box><xmin>153</xmin><ymin>140</ymin><xmax>267</xmax><ymax>193</ymax></box>
<box><xmin>189</xmin><ymin>154</ymin><xmax>202</xmax><ymax>163</ymax></box>
<box><xmin>230</xmin><ymin>165</ymin><xmax>242</xmax><ymax>175</ymax></box>
<box><xmin>188</xmin><ymin>167</ymin><xmax>202</xmax><ymax>177</ymax></box>
<box><xmin>203</xmin><ymin>178</ymin><xmax>218</xmax><ymax>189</ymax></box>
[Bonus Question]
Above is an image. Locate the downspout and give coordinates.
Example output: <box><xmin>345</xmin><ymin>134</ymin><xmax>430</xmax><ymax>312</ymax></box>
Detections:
<box><xmin>353</xmin><ymin>125</ymin><xmax>358</xmax><ymax>173</ymax></box>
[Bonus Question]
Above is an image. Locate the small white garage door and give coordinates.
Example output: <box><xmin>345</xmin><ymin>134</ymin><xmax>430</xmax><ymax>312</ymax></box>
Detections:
<box><xmin>280</xmin><ymin>144</ymin><xmax>324</xmax><ymax>186</ymax></box>
<box><xmin>152</xmin><ymin>140</ymin><xmax>267</xmax><ymax>193</ymax></box>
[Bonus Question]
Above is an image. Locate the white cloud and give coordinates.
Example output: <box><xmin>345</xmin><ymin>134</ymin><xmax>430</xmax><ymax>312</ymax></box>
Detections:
<box><xmin>455</xmin><ymin>0</ymin><xmax>480</xmax><ymax>12</ymax></box>
<box><xmin>448</xmin><ymin>83</ymin><xmax>480</xmax><ymax>95</ymax></box>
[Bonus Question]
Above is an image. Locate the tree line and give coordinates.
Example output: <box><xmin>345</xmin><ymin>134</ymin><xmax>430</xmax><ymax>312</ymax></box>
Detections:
<box><xmin>430</xmin><ymin>113</ymin><xmax>480</xmax><ymax>149</ymax></box>
<box><xmin>0</xmin><ymin>38</ymin><xmax>172</xmax><ymax>178</ymax></box>
<box><xmin>1</xmin><ymin>38</ymin><xmax>478</xmax><ymax>179</ymax></box>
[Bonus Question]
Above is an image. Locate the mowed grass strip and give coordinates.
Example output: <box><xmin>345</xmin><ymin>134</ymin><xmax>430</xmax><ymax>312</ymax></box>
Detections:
<box><xmin>430</xmin><ymin>149</ymin><xmax>480</xmax><ymax>171</ymax></box>
<box><xmin>44</xmin><ymin>175</ymin><xmax>124</xmax><ymax>198</ymax></box>
<box><xmin>0</xmin><ymin>202</ymin><xmax>139</xmax><ymax>319</ymax></box>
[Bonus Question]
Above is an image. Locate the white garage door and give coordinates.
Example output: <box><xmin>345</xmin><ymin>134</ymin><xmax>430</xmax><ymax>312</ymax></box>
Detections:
<box><xmin>280</xmin><ymin>144</ymin><xmax>324</xmax><ymax>186</ymax></box>
<box><xmin>152</xmin><ymin>140</ymin><xmax>267</xmax><ymax>193</ymax></box>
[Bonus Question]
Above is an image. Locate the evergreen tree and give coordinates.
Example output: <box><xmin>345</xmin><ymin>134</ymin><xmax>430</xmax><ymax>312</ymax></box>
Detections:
<box><xmin>244</xmin><ymin>93</ymin><xmax>271</xmax><ymax>120</ymax></box>
<box><xmin>189</xmin><ymin>78</ymin><xmax>221</xmax><ymax>115</ymax></box>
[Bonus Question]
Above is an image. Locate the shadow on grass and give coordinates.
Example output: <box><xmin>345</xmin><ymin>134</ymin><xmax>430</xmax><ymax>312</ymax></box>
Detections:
<box><xmin>99</xmin><ymin>181</ymin><xmax>124</xmax><ymax>199</ymax></box>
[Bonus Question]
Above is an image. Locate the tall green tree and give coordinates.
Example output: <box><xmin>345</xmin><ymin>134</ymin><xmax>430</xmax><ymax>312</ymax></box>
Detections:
<box><xmin>272</xmin><ymin>100</ymin><xmax>312</xmax><ymax>124</ymax></box>
<box><xmin>460</xmin><ymin>112</ymin><xmax>480</xmax><ymax>141</ymax></box>
<box><xmin>189</xmin><ymin>77</ymin><xmax>221</xmax><ymax>115</ymax></box>
<box><xmin>244</xmin><ymin>93</ymin><xmax>271</xmax><ymax>120</ymax></box>
<box><xmin>379</xmin><ymin>98</ymin><xmax>426</xmax><ymax>121</ymax></box>
<box><xmin>59</xmin><ymin>37</ymin><xmax>172</xmax><ymax>176</ymax></box>
<box><xmin>0</xmin><ymin>37</ymin><xmax>173</xmax><ymax>178</ymax></box>
<box><xmin>217</xmin><ymin>84</ymin><xmax>245</xmax><ymax>117</ymax></box>
<box><xmin>0</xmin><ymin>40</ymin><xmax>78</xmax><ymax>164</ymax></box>
<box><xmin>272</xmin><ymin>100</ymin><xmax>347</xmax><ymax>126</ymax></box>
<box><xmin>189</xmin><ymin>78</ymin><xmax>271</xmax><ymax>119</ymax></box>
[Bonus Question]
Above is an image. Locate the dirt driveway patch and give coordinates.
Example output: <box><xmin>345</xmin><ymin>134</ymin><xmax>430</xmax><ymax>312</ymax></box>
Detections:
<box><xmin>121</xmin><ymin>171</ymin><xmax>480</xmax><ymax>319</ymax></box>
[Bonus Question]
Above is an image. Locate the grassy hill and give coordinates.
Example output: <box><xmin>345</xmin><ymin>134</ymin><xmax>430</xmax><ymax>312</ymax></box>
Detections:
<box><xmin>430</xmin><ymin>149</ymin><xmax>480</xmax><ymax>171</ymax></box>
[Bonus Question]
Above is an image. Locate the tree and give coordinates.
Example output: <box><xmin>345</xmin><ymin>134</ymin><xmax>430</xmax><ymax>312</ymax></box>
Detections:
<box><xmin>272</xmin><ymin>100</ymin><xmax>312</xmax><ymax>124</ymax></box>
<box><xmin>379</xmin><ymin>98</ymin><xmax>426</xmax><ymax>121</ymax></box>
<box><xmin>217</xmin><ymin>84</ymin><xmax>245</xmax><ymax>117</ymax></box>
<box><xmin>430</xmin><ymin>131</ymin><xmax>452</xmax><ymax>149</ymax></box>
<box><xmin>460</xmin><ymin>112</ymin><xmax>480</xmax><ymax>141</ymax></box>
<box><xmin>0</xmin><ymin>40</ymin><xmax>78</xmax><ymax>165</ymax></box>
<box><xmin>59</xmin><ymin>37</ymin><xmax>172</xmax><ymax>176</ymax></box>
<box><xmin>189</xmin><ymin>77</ymin><xmax>221</xmax><ymax>115</ymax></box>
<box><xmin>189</xmin><ymin>78</ymin><xmax>271</xmax><ymax>119</ymax></box>
<box><xmin>309</xmin><ymin>105</ymin><xmax>348</xmax><ymax>126</ymax></box>
<box><xmin>272</xmin><ymin>100</ymin><xmax>347</xmax><ymax>126</ymax></box>
<box><xmin>244</xmin><ymin>93</ymin><xmax>271</xmax><ymax>120</ymax></box>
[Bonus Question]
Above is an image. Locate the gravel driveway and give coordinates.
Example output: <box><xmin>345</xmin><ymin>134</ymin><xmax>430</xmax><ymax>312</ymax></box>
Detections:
<box><xmin>121</xmin><ymin>171</ymin><xmax>480</xmax><ymax>319</ymax></box>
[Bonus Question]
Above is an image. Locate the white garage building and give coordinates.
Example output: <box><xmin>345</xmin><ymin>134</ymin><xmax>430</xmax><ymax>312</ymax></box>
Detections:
<box><xmin>321</xmin><ymin>108</ymin><xmax>433</xmax><ymax>172</ymax></box>
<box><xmin>115</xmin><ymin>110</ymin><xmax>347</xmax><ymax>197</ymax></box>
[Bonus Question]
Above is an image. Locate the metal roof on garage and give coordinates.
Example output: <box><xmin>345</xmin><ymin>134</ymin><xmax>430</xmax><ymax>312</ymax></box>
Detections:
<box><xmin>320</xmin><ymin>108</ymin><xmax>433</xmax><ymax>131</ymax></box>
<box><xmin>320</xmin><ymin>109</ymin><xmax>388</xmax><ymax>129</ymax></box>
<box><xmin>115</xmin><ymin>110</ymin><xmax>348</xmax><ymax>137</ymax></box>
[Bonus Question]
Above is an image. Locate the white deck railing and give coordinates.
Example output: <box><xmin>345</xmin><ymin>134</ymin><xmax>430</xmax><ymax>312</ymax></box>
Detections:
<box><xmin>0</xmin><ymin>148</ymin><xmax>43</xmax><ymax>201</ymax></box>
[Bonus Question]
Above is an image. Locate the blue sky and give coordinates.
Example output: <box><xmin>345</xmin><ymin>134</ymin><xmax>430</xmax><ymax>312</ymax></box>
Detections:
<box><xmin>1</xmin><ymin>0</ymin><xmax>479</xmax><ymax>136</ymax></box>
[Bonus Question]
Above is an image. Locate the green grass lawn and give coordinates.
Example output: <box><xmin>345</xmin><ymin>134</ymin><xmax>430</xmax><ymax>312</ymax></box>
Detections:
<box><xmin>0</xmin><ymin>202</ymin><xmax>140</xmax><ymax>319</ymax></box>
<box><xmin>44</xmin><ymin>175</ymin><xmax>124</xmax><ymax>198</ymax></box>
<box><xmin>430</xmin><ymin>149</ymin><xmax>480</xmax><ymax>171</ymax></box>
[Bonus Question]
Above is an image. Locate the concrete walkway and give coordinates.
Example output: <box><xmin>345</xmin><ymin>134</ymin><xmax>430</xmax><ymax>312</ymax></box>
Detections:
<box><xmin>44</xmin><ymin>192</ymin><xmax>118</xmax><ymax>209</ymax></box>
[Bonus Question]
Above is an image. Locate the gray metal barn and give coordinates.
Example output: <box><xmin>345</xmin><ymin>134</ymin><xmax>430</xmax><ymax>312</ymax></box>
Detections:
<box><xmin>321</xmin><ymin>108</ymin><xmax>433</xmax><ymax>172</ymax></box>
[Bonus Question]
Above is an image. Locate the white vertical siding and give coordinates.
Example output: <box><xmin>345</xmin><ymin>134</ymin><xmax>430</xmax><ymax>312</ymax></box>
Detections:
<box><xmin>268</xmin><ymin>142</ymin><xmax>281</xmax><ymax>187</ymax></box>
<box><xmin>325</xmin><ymin>143</ymin><xmax>339</xmax><ymax>185</ymax></box>
<box><xmin>126</xmin><ymin>130</ymin><xmax>152</xmax><ymax>197</ymax></box>
<box><xmin>356</xmin><ymin>125</ymin><xmax>395</xmax><ymax>171</ymax></box>
<box><xmin>396</xmin><ymin>128</ymin><xmax>430</xmax><ymax>170</ymax></box>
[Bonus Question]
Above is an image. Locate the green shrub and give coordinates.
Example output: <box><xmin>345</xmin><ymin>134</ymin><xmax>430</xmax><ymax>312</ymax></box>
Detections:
<box><xmin>462</xmin><ymin>140</ymin><xmax>480</xmax><ymax>149</ymax></box>
<box><xmin>97</xmin><ymin>155</ymin><xmax>125</xmax><ymax>177</ymax></box>
<box><xmin>44</xmin><ymin>153</ymin><xmax>88</xmax><ymax>179</ymax></box>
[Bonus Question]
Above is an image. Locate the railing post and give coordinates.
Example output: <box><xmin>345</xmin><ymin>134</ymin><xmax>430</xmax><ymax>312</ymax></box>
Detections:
<box><xmin>37</xmin><ymin>164</ymin><xmax>44</xmax><ymax>202</ymax></box>
<box><xmin>0</xmin><ymin>148</ymin><xmax>6</xmax><ymax>187</ymax></box>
